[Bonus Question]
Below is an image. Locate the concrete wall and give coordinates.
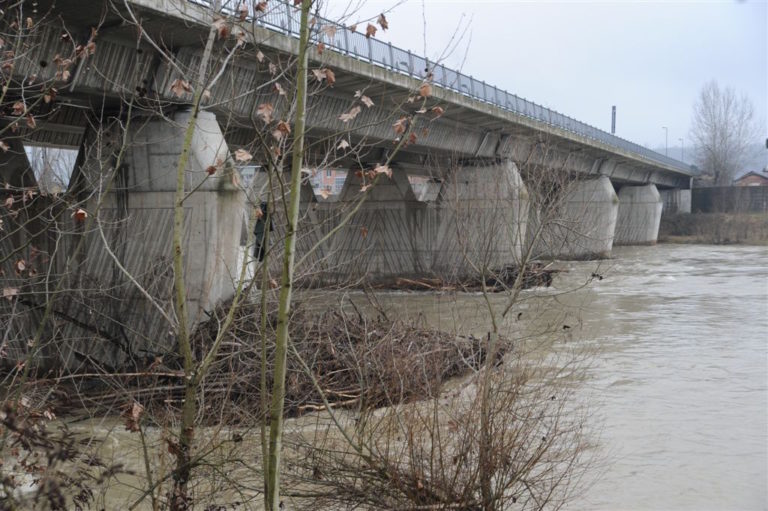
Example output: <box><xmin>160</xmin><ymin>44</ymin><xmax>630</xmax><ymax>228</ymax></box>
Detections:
<box><xmin>614</xmin><ymin>184</ymin><xmax>663</xmax><ymax>245</ymax></box>
<box><xmin>533</xmin><ymin>176</ymin><xmax>619</xmax><ymax>259</ymax></box>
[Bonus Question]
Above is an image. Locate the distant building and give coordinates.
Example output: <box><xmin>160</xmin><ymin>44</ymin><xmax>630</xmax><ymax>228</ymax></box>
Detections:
<box><xmin>733</xmin><ymin>171</ymin><xmax>768</xmax><ymax>187</ymax></box>
<box><xmin>310</xmin><ymin>168</ymin><xmax>347</xmax><ymax>198</ymax></box>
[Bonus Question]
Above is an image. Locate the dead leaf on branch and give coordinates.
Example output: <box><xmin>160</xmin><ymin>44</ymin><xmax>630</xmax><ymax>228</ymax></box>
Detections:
<box><xmin>256</xmin><ymin>50</ymin><xmax>265</xmax><ymax>62</ymax></box>
<box><xmin>317</xmin><ymin>42</ymin><xmax>325</xmax><ymax>55</ymax></box>
<box><xmin>170</xmin><ymin>79</ymin><xmax>192</xmax><ymax>98</ymax></box>
<box><xmin>257</xmin><ymin>103</ymin><xmax>274</xmax><ymax>123</ymax></box>
<box><xmin>337</xmin><ymin>139</ymin><xmax>350</xmax><ymax>150</ymax></box>
<box><xmin>419</xmin><ymin>82</ymin><xmax>432</xmax><ymax>98</ymax></box>
<box><xmin>0</xmin><ymin>141</ymin><xmax>8</xmax><ymax>152</ymax></box>
<box><xmin>373</xmin><ymin>164</ymin><xmax>392</xmax><ymax>178</ymax></box>
<box><xmin>377</xmin><ymin>13</ymin><xmax>388</xmax><ymax>30</ymax></box>
<box><xmin>2</xmin><ymin>287</ymin><xmax>19</xmax><ymax>301</ymax></box>
<box><xmin>365</xmin><ymin>24</ymin><xmax>376</xmax><ymax>38</ymax></box>
<box><xmin>123</xmin><ymin>402</ymin><xmax>144</xmax><ymax>433</ymax></box>
<box><xmin>25</xmin><ymin>114</ymin><xmax>36</xmax><ymax>129</ymax></box>
<box><xmin>317</xmin><ymin>188</ymin><xmax>331</xmax><ymax>199</ymax></box>
<box><xmin>360</xmin><ymin>226</ymin><xmax>369</xmax><ymax>238</ymax></box>
<box><xmin>72</xmin><ymin>208</ymin><xmax>87</xmax><ymax>221</ymax></box>
<box><xmin>392</xmin><ymin>116</ymin><xmax>408</xmax><ymax>135</ymax></box>
<box><xmin>348</xmin><ymin>24</ymin><xmax>358</xmax><ymax>33</ymax></box>
<box><xmin>212</xmin><ymin>17</ymin><xmax>230</xmax><ymax>39</ymax></box>
<box><xmin>431</xmin><ymin>105</ymin><xmax>445</xmax><ymax>118</ymax></box>
<box><xmin>322</xmin><ymin>25</ymin><xmax>337</xmax><ymax>39</ymax></box>
<box><xmin>273</xmin><ymin>82</ymin><xmax>286</xmax><ymax>96</ymax></box>
<box><xmin>235</xmin><ymin>148</ymin><xmax>253</xmax><ymax>163</ymax></box>
<box><xmin>238</xmin><ymin>2</ymin><xmax>250</xmax><ymax>20</ymax></box>
<box><xmin>338</xmin><ymin>105</ymin><xmax>361</xmax><ymax>123</ymax></box>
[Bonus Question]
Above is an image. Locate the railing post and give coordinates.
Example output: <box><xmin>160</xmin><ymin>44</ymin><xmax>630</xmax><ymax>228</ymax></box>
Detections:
<box><xmin>343</xmin><ymin>25</ymin><xmax>350</xmax><ymax>55</ymax></box>
<box><xmin>424</xmin><ymin>57</ymin><xmax>430</xmax><ymax>79</ymax></box>
<box><xmin>283</xmin><ymin>1</ymin><xmax>292</xmax><ymax>34</ymax></box>
<box><xmin>494</xmin><ymin>85</ymin><xmax>499</xmax><ymax>106</ymax></box>
<box><xmin>441</xmin><ymin>63</ymin><xmax>447</xmax><ymax>87</ymax></box>
<box><xmin>407</xmin><ymin>50</ymin><xmax>413</xmax><ymax>75</ymax></box>
<box><xmin>367</xmin><ymin>36</ymin><xmax>373</xmax><ymax>62</ymax></box>
<box><xmin>470</xmin><ymin>76</ymin><xmax>474</xmax><ymax>96</ymax></box>
<box><xmin>388</xmin><ymin>42</ymin><xmax>394</xmax><ymax>70</ymax></box>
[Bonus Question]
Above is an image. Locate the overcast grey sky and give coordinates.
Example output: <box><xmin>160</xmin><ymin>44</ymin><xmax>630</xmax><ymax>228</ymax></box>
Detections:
<box><xmin>322</xmin><ymin>0</ymin><xmax>767</xmax><ymax>160</ymax></box>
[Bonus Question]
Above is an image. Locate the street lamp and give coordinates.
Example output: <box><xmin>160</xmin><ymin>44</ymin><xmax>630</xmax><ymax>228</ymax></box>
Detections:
<box><xmin>662</xmin><ymin>126</ymin><xmax>668</xmax><ymax>156</ymax></box>
<box><xmin>679</xmin><ymin>137</ymin><xmax>684</xmax><ymax>162</ymax></box>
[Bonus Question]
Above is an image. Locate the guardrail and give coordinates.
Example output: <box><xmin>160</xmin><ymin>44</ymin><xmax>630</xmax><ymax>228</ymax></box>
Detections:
<box><xmin>191</xmin><ymin>0</ymin><xmax>694</xmax><ymax>175</ymax></box>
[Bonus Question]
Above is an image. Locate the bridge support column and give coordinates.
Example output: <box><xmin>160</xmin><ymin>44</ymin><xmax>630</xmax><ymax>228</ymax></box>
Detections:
<box><xmin>315</xmin><ymin>159</ymin><xmax>527</xmax><ymax>283</ymax></box>
<box><xmin>57</xmin><ymin>110</ymin><xmax>245</xmax><ymax>368</ymax></box>
<box><xmin>535</xmin><ymin>175</ymin><xmax>618</xmax><ymax>259</ymax></box>
<box><xmin>659</xmin><ymin>188</ymin><xmax>691</xmax><ymax>214</ymax></box>
<box><xmin>614</xmin><ymin>184</ymin><xmax>663</xmax><ymax>245</ymax></box>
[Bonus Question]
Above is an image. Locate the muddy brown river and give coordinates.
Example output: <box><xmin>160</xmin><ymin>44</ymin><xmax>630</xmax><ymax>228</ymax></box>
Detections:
<box><xmin>58</xmin><ymin>243</ymin><xmax>767</xmax><ymax>510</ymax></box>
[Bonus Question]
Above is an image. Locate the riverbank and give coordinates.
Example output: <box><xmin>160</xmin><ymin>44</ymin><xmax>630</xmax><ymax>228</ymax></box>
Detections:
<box><xmin>659</xmin><ymin>212</ymin><xmax>768</xmax><ymax>245</ymax></box>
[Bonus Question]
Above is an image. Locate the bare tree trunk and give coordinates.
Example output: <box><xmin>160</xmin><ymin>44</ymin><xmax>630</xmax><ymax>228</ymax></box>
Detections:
<box><xmin>170</xmin><ymin>11</ymin><xmax>218</xmax><ymax>510</ymax></box>
<box><xmin>265</xmin><ymin>1</ymin><xmax>312</xmax><ymax>509</ymax></box>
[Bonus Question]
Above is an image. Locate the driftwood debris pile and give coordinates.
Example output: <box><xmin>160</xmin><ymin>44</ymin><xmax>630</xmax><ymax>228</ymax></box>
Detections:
<box><xmin>376</xmin><ymin>263</ymin><xmax>559</xmax><ymax>292</ymax></box>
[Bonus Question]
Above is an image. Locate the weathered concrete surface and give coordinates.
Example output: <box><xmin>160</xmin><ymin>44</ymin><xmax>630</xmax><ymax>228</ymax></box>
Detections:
<box><xmin>614</xmin><ymin>184</ymin><xmax>663</xmax><ymax>245</ymax></box>
<box><xmin>533</xmin><ymin>176</ymin><xmax>619</xmax><ymax>259</ymax></box>
<box><xmin>308</xmin><ymin>160</ymin><xmax>528</xmax><ymax>283</ymax></box>
<box><xmin>8</xmin><ymin>110</ymin><xmax>247</xmax><ymax>369</ymax></box>
<box><xmin>660</xmin><ymin>188</ymin><xmax>692</xmax><ymax>215</ymax></box>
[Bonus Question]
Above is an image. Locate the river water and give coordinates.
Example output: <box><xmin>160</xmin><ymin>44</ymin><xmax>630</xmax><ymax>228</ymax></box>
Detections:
<box><xmin>55</xmin><ymin>244</ymin><xmax>767</xmax><ymax>509</ymax></box>
<box><xmin>343</xmin><ymin>243</ymin><xmax>768</xmax><ymax>510</ymax></box>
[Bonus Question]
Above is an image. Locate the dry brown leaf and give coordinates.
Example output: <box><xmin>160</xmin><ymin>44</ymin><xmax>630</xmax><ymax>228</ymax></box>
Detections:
<box><xmin>205</xmin><ymin>165</ymin><xmax>217</xmax><ymax>175</ymax></box>
<box><xmin>26</xmin><ymin>17</ymin><xmax>34</xmax><ymax>30</ymax></box>
<box><xmin>373</xmin><ymin>163</ymin><xmax>392</xmax><ymax>178</ymax></box>
<box><xmin>170</xmin><ymin>79</ymin><xmax>192</xmax><ymax>98</ymax></box>
<box><xmin>322</xmin><ymin>25</ymin><xmax>337</xmax><ymax>39</ymax></box>
<box><xmin>256</xmin><ymin>103</ymin><xmax>274</xmax><ymax>123</ymax></box>
<box><xmin>337</xmin><ymin>139</ymin><xmax>350</xmax><ymax>150</ymax></box>
<box><xmin>317</xmin><ymin>188</ymin><xmax>331</xmax><ymax>199</ymax></box>
<box><xmin>3</xmin><ymin>196</ymin><xmax>12</xmax><ymax>209</ymax></box>
<box><xmin>235</xmin><ymin>148</ymin><xmax>253</xmax><ymax>162</ymax></box>
<box><xmin>12</xmin><ymin>102</ymin><xmax>24</xmax><ymax>116</ymax></box>
<box><xmin>360</xmin><ymin>226</ymin><xmax>369</xmax><ymax>238</ymax></box>
<box><xmin>25</xmin><ymin>114</ymin><xmax>36</xmax><ymax>129</ymax></box>
<box><xmin>44</xmin><ymin>87</ymin><xmax>57</xmax><ymax>104</ymax></box>
<box><xmin>269</xmin><ymin>278</ymin><xmax>278</xmax><ymax>289</ymax></box>
<box><xmin>348</xmin><ymin>23</ymin><xmax>358</xmax><ymax>33</ymax></box>
<box><xmin>276</xmin><ymin>120</ymin><xmax>291</xmax><ymax>136</ymax></box>
<box><xmin>238</xmin><ymin>2</ymin><xmax>250</xmax><ymax>20</ymax></box>
<box><xmin>325</xmin><ymin>68</ymin><xmax>335</xmax><ymax>86</ymax></box>
<box><xmin>338</xmin><ymin>105</ymin><xmax>361</xmax><ymax>123</ymax></box>
<box><xmin>14</xmin><ymin>259</ymin><xmax>26</xmax><ymax>273</ymax></box>
<box><xmin>72</xmin><ymin>208</ymin><xmax>87</xmax><ymax>221</ymax></box>
<box><xmin>268</xmin><ymin>62</ymin><xmax>277</xmax><ymax>75</ymax></box>
<box><xmin>123</xmin><ymin>402</ymin><xmax>144</xmax><ymax>433</ymax></box>
<box><xmin>256</xmin><ymin>50</ymin><xmax>265</xmax><ymax>62</ymax></box>
<box><xmin>312</xmin><ymin>68</ymin><xmax>326</xmax><ymax>82</ymax></box>
<box><xmin>317</xmin><ymin>42</ymin><xmax>325</xmax><ymax>55</ymax></box>
<box><xmin>3</xmin><ymin>287</ymin><xmax>19</xmax><ymax>301</ymax></box>
<box><xmin>377</xmin><ymin>13</ymin><xmax>388</xmax><ymax>30</ymax></box>
<box><xmin>213</xmin><ymin>17</ymin><xmax>230</xmax><ymax>39</ymax></box>
<box><xmin>365</xmin><ymin>24</ymin><xmax>377</xmax><ymax>38</ymax></box>
<box><xmin>0</xmin><ymin>141</ymin><xmax>9</xmax><ymax>152</ymax></box>
<box><xmin>419</xmin><ymin>82</ymin><xmax>432</xmax><ymax>98</ymax></box>
<box><xmin>360</xmin><ymin>95</ymin><xmax>374</xmax><ymax>108</ymax></box>
<box><xmin>392</xmin><ymin>116</ymin><xmax>408</xmax><ymax>135</ymax></box>
<box><xmin>431</xmin><ymin>105</ymin><xmax>445</xmax><ymax>118</ymax></box>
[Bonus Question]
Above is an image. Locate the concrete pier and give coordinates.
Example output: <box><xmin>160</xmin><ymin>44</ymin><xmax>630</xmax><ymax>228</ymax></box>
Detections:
<box><xmin>535</xmin><ymin>176</ymin><xmax>619</xmax><ymax>259</ymax></box>
<box><xmin>614</xmin><ymin>184</ymin><xmax>663</xmax><ymax>245</ymax></box>
<box><xmin>659</xmin><ymin>188</ymin><xmax>692</xmax><ymax>215</ymax></box>
<box><xmin>57</xmin><ymin>111</ymin><xmax>246</xmax><ymax>367</ymax></box>
<box><xmin>313</xmin><ymin>159</ymin><xmax>528</xmax><ymax>283</ymax></box>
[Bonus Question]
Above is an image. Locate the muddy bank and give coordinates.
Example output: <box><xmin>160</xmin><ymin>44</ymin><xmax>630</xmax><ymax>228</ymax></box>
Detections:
<box><xmin>659</xmin><ymin>213</ymin><xmax>768</xmax><ymax>245</ymax></box>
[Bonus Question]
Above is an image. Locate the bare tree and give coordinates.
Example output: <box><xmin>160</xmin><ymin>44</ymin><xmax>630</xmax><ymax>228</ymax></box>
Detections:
<box><xmin>691</xmin><ymin>80</ymin><xmax>759</xmax><ymax>185</ymax></box>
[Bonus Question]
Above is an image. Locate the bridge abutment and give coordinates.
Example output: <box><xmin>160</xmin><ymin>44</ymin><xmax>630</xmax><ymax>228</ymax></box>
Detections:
<box><xmin>614</xmin><ymin>184</ymin><xmax>663</xmax><ymax>245</ymax></box>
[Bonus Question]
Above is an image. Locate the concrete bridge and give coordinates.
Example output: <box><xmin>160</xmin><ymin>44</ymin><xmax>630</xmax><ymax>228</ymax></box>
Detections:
<box><xmin>0</xmin><ymin>0</ymin><xmax>694</xmax><ymax>367</ymax></box>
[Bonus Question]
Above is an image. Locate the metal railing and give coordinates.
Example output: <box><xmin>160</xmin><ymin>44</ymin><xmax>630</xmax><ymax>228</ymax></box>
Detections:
<box><xmin>190</xmin><ymin>0</ymin><xmax>694</xmax><ymax>175</ymax></box>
